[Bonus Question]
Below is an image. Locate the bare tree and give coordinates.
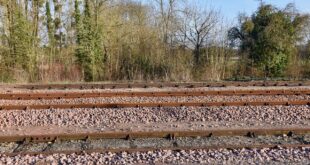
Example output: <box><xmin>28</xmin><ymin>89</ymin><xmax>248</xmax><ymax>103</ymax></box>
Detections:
<box><xmin>177</xmin><ymin>5</ymin><xmax>220</xmax><ymax>65</ymax></box>
<box><xmin>92</xmin><ymin>0</ymin><xmax>109</xmax><ymax>28</ymax></box>
<box><xmin>305</xmin><ymin>19</ymin><xmax>310</xmax><ymax>42</ymax></box>
<box><xmin>154</xmin><ymin>0</ymin><xmax>183</xmax><ymax>45</ymax></box>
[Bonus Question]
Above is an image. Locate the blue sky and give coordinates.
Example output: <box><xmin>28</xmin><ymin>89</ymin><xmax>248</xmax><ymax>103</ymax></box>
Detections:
<box><xmin>140</xmin><ymin>0</ymin><xmax>310</xmax><ymax>23</ymax></box>
<box><xmin>194</xmin><ymin>0</ymin><xmax>310</xmax><ymax>22</ymax></box>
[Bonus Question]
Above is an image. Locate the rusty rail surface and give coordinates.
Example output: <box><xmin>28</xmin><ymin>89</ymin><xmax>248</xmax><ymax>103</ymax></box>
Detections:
<box><xmin>0</xmin><ymin>127</ymin><xmax>309</xmax><ymax>143</ymax></box>
<box><xmin>1</xmin><ymin>89</ymin><xmax>310</xmax><ymax>100</ymax></box>
<box><xmin>5</xmin><ymin>81</ymin><xmax>310</xmax><ymax>90</ymax></box>
<box><xmin>0</xmin><ymin>100</ymin><xmax>309</xmax><ymax>110</ymax></box>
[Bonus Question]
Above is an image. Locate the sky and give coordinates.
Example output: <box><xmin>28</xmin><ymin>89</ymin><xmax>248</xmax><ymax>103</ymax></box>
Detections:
<box><xmin>140</xmin><ymin>0</ymin><xmax>310</xmax><ymax>23</ymax></box>
<box><xmin>195</xmin><ymin>0</ymin><xmax>310</xmax><ymax>22</ymax></box>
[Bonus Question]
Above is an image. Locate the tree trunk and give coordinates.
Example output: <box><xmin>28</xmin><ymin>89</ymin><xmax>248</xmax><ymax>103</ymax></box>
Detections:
<box><xmin>194</xmin><ymin>45</ymin><xmax>200</xmax><ymax>66</ymax></box>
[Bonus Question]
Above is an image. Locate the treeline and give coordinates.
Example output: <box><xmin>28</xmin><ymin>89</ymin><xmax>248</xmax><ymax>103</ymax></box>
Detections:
<box><xmin>229</xmin><ymin>3</ymin><xmax>310</xmax><ymax>79</ymax></box>
<box><xmin>0</xmin><ymin>0</ymin><xmax>309</xmax><ymax>82</ymax></box>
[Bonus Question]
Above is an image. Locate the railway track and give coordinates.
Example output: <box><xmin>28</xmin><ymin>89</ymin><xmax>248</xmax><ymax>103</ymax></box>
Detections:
<box><xmin>1</xmin><ymin>89</ymin><xmax>310</xmax><ymax>100</ymax></box>
<box><xmin>7</xmin><ymin>144</ymin><xmax>309</xmax><ymax>157</ymax></box>
<box><xmin>0</xmin><ymin>100</ymin><xmax>309</xmax><ymax>110</ymax></box>
<box><xmin>1</xmin><ymin>127</ymin><xmax>309</xmax><ymax>143</ymax></box>
<box><xmin>5</xmin><ymin>81</ymin><xmax>310</xmax><ymax>90</ymax></box>
<box><xmin>1</xmin><ymin>127</ymin><xmax>309</xmax><ymax>156</ymax></box>
<box><xmin>1</xmin><ymin>82</ymin><xmax>310</xmax><ymax>162</ymax></box>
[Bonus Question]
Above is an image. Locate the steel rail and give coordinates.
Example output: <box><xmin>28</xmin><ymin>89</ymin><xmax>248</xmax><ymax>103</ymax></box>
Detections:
<box><xmin>0</xmin><ymin>127</ymin><xmax>309</xmax><ymax>143</ymax></box>
<box><xmin>1</xmin><ymin>89</ymin><xmax>310</xmax><ymax>100</ymax></box>
<box><xmin>6</xmin><ymin>81</ymin><xmax>310</xmax><ymax>90</ymax></box>
<box><xmin>0</xmin><ymin>100</ymin><xmax>309</xmax><ymax>111</ymax></box>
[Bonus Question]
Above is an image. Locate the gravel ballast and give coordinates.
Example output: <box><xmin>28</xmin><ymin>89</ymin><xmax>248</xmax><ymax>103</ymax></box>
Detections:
<box><xmin>1</xmin><ymin>86</ymin><xmax>309</xmax><ymax>163</ymax></box>
<box><xmin>0</xmin><ymin>147</ymin><xmax>309</xmax><ymax>164</ymax></box>
<box><xmin>0</xmin><ymin>105</ymin><xmax>309</xmax><ymax>131</ymax></box>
